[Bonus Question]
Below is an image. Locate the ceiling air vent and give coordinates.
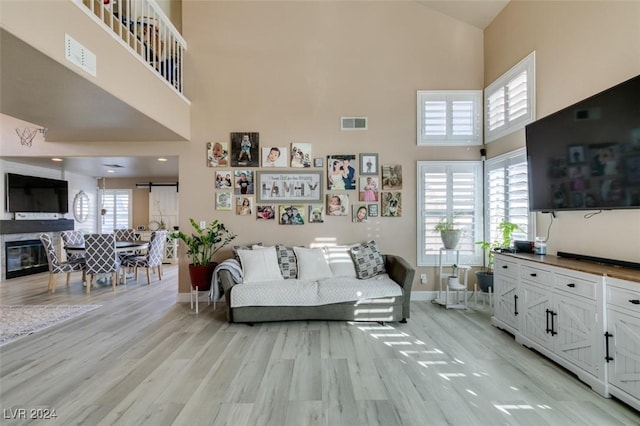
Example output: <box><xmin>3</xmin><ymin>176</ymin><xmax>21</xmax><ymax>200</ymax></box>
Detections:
<box><xmin>341</xmin><ymin>117</ymin><xmax>368</xmax><ymax>131</ymax></box>
<box><xmin>65</xmin><ymin>34</ymin><xmax>97</xmax><ymax>77</ymax></box>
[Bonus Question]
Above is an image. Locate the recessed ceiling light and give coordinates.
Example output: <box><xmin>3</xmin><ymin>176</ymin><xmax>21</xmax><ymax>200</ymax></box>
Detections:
<box><xmin>157</xmin><ymin>157</ymin><xmax>168</xmax><ymax>162</ymax></box>
<box><xmin>107</xmin><ymin>169</ymin><xmax>115</xmax><ymax>173</ymax></box>
<box><xmin>51</xmin><ymin>158</ymin><xmax>63</xmax><ymax>162</ymax></box>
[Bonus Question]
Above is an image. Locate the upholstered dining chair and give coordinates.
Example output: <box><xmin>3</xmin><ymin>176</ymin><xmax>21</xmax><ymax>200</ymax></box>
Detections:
<box><xmin>84</xmin><ymin>233</ymin><xmax>121</xmax><ymax>294</ymax></box>
<box><xmin>60</xmin><ymin>230</ymin><xmax>86</xmax><ymax>262</ymax></box>
<box><xmin>113</xmin><ymin>228</ymin><xmax>139</xmax><ymax>261</ymax></box>
<box><xmin>39</xmin><ymin>233</ymin><xmax>86</xmax><ymax>293</ymax></box>
<box><xmin>122</xmin><ymin>230</ymin><xmax>167</xmax><ymax>285</ymax></box>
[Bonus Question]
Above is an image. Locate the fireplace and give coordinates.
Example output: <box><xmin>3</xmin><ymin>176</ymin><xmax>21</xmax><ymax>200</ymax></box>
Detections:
<box><xmin>5</xmin><ymin>239</ymin><xmax>48</xmax><ymax>279</ymax></box>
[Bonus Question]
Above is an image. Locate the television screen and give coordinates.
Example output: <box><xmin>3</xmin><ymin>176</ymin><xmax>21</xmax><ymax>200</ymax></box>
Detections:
<box><xmin>526</xmin><ymin>74</ymin><xmax>640</xmax><ymax>211</ymax></box>
<box><xmin>5</xmin><ymin>173</ymin><xmax>69</xmax><ymax>213</ymax></box>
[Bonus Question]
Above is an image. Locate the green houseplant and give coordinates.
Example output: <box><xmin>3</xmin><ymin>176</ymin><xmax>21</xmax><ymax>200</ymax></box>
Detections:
<box><xmin>434</xmin><ymin>215</ymin><xmax>464</xmax><ymax>249</ymax></box>
<box><xmin>475</xmin><ymin>220</ymin><xmax>523</xmax><ymax>292</ymax></box>
<box><xmin>170</xmin><ymin>218</ymin><xmax>236</xmax><ymax>290</ymax></box>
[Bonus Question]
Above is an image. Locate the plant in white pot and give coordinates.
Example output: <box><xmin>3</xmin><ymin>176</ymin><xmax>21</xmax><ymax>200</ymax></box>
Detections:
<box><xmin>170</xmin><ymin>218</ymin><xmax>236</xmax><ymax>291</ymax></box>
<box><xmin>475</xmin><ymin>220</ymin><xmax>523</xmax><ymax>292</ymax></box>
<box><xmin>434</xmin><ymin>215</ymin><xmax>464</xmax><ymax>249</ymax></box>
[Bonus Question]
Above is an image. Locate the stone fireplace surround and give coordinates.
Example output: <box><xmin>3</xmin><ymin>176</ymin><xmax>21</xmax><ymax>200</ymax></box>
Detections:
<box><xmin>0</xmin><ymin>220</ymin><xmax>74</xmax><ymax>281</ymax></box>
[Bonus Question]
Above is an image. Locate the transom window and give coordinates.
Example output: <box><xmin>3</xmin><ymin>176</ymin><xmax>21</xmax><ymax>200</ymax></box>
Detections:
<box><xmin>485</xmin><ymin>51</ymin><xmax>536</xmax><ymax>143</ymax></box>
<box><xmin>417</xmin><ymin>90</ymin><xmax>482</xmax><ymax>146</ymax></box>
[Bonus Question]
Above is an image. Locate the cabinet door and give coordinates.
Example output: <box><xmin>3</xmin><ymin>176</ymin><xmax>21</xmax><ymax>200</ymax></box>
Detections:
<box><xmin>494</xmin><ymin>274</ymin><xmax>519</xmax><ymax>332</ymax></box>
<box><xmin>521</xmin><ymin>281</ymin><xmax>553</xmax><ymax>350</ymax></box>
<box><xmin>607</xmin><ymin>309</ymin><xmax>640</xmax><ymax>399</ymax></box>
<box><xmin>555</xmin><ymin>293</ymin><xmax>599</xmax><ymax>376</ymax></box>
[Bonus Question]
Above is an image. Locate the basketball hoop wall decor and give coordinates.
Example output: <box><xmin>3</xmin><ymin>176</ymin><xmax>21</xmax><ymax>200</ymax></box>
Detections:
<box><xmin>15</xmin><ymin>127</ymin><xmax>47</xmax><ymax>147</ymax></box>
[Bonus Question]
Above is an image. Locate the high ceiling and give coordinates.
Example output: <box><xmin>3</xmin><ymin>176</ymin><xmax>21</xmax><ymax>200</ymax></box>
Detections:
<box><xmin>0</xmin><ymin>1</ymin><xmax>508</xmax><ymax>179</ymax></box>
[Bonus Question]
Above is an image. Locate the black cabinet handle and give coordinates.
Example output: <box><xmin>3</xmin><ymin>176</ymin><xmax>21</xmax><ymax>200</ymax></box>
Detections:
<box><xmin>502</xmin><ymin>265</ymin><xmax>508</xmax><ymax>269</ymax></box>
<box><xmin>567</xmin><ymin>283</ymin><xmax>576</xmax><ymax>288</ymax></box>
<box><xmin>629</xmin><ymin>299</ymin><xmax>640</xmax><ymax>305</ymax></box>
<box><xmin>514</xmin><ymin>294</ymin><xmax>519</xmax><ymax>316</ymax></box>
<box><xmin>605</xmin><ymin>332</ymin><xmax>614</xmax><ymax>363</ymax></box>
<box><xmin>550</xmin><ymin>311</ymin><xmax>558</xmax><ymax>336</ymax></box>
<box><xmin>545</xmin><ymin>309</ymin><xmax>551</xmax><ymax>334</ymax></box>
<box><xmin>530</xmin><ymin>273</ymin><xmax>537</xmax><ymax>277</ymax></box>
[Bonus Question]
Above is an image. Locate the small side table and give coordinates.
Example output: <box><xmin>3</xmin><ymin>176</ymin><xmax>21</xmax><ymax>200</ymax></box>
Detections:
<box><xmin>190</xmin><ymin>286</ymin><xmax>210</xmax><ymax>314</ymax></box>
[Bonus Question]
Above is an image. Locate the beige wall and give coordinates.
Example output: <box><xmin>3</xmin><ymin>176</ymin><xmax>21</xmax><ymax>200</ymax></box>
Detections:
<box><xmin>177</xmin><ymin>1</ymin><xmax>484</xmax><ymax>293</ymax></box>
<box><xmin>485</xmin><ymin>1</ymin><xmax>640</xmax><ymax>264</ymax></box>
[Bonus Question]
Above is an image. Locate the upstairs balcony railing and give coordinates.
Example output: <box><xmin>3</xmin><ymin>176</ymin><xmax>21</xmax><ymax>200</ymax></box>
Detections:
<box><xmin>76</xmin><ymin>0</ymin><xmax>186</xmax><ymax>94</ymax></box>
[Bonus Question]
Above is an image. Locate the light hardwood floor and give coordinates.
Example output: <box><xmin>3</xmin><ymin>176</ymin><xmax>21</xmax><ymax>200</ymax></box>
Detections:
<box><xmin>1</xmin><ymin>266</ymin><xmax>639</xmax><ymax>426</ymax></box>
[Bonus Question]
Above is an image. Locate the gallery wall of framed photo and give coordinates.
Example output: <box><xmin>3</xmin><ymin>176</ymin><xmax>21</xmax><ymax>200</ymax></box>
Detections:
<box><xmin>207</xmin><ymin>133</ymin><xmax>404</xmax><ymax>225</ymax></box>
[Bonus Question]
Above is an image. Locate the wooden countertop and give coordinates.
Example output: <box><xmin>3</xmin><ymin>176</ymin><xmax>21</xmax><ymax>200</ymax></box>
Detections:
<box><xmin>497</xmin><ymin>252</ymin><xmax>640</xmax><ymax>284</ymax></box>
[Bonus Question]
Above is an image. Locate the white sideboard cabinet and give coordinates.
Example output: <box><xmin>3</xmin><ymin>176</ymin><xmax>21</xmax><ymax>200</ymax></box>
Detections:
<box><xmin>491</xmin><ymin>256</ymin><xmax>520</xmax><ymax>334</ymax></box>
<box><xmin>605</xmin><ymin>276</ymin><xmax>640</xmax><ymax>411</ymax></box>
<box><xmin>512</xmin><ymin>257</ymin><xmax>605</xmax><ymax>396</ymax></box>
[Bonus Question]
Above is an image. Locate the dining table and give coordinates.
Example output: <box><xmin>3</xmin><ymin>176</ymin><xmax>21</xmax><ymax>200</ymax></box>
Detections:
<box><xmin>64</xmin><ymin>240</ymin><xmax>150</xmax><ymax>288</ymax></box>
<box><xmin>64</xmin><ymin>240</ymin><xmax>150</xmax><ymax>254</ymax></box>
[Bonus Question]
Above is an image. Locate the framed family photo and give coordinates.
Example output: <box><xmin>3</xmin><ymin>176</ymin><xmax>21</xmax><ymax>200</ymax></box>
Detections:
<box><xmin>291</xmin><ymin>142</ymin><xmax>312</xmax><ymax>168</ymax></box>
<box><xmin>215</xmin><ymin>191</ymin><xmax>232</xmax><ymax>210</ymax></box>
<box><xmin>207</xmin><ymin>142</ymin><xmax>229</xmax><ymax>167</ymax></box>
<box><xmin>256</xmin><ymin>171</ymin><xmax>323</xmax><ymax>203</ymax></box>
<box><xmin>262</xmin><ymin>146</ymin><xmax>288</xmax><ymax>167</ymax></box>
<box><xmin>327</xmin><ymin>154</ymin><xmax>357</xmax><ymax>190</ymax></box>
<box><xmin>359</xmin><ymin>153</ymin><xmax>378</xmax><ymax>175</ymax></box>
<box><xmin>230</xmin><ymin>132</ymin><xmax>260</xmax><ymax>167</ymax></box>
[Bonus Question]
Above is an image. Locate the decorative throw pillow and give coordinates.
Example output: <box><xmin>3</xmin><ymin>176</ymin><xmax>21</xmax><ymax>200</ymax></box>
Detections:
<box><xmin>236</xmin><ymin>246</ymin><xmax>283</xmax><ymax>283</ymax></box>
<box><xmin>275</xmin><ymin>244</ymin><xmax>298</xmax><ymax>279</ymax></box>
<box><xmin>350</xmin><ymin>241</ymin><xmax>386</xmax><ymax>279</ymax></box>
<box><xmin>293</xmin><ymin>247</ymin><xmax>333</xmax><ymax>281</ymax></box>
<box><xmin>323</xmin><ymin>244</ymin><xmax>357</xmax><ymax>278</ymax></box>
<box><xmin>233</xmin><ymin>242</ymin><xmax>263</xmax><ymax>262</ymax></box>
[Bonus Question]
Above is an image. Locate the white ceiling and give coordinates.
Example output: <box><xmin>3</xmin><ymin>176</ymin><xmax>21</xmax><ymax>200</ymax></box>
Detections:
<box><xmin>419</xmin><ymin>0</ymin><xmax>510</xmax><ymax>30</ymax></box>
<box><xmin>1</xmin><ymin>1</ymin><xmax>508</xmax><ymax>179</ymax></box>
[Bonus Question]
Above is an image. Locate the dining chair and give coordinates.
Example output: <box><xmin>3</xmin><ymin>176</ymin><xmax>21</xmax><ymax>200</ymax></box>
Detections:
<box><xmin>39</xmin><ymin>233</ymin><xmax>86</xmax><ymax>293</ymax></box>
<box><xmin>84</xmin><ymin>233</ymin><xmax>122</xmax><ymax>294</ymax></box>
<box><xmin>122</xmin><ymin>230</ymin><xmax>167</xmax><ymax>285</ymax></box>
<box><xmin>114</xmin><ymin>228</ymin><xmax>139</xmax><ymax>261</ymax></box>
<box><xmin>60</xmin><ymin>230</ymin><xmax>86</xmax><ymax>262</ymax></box>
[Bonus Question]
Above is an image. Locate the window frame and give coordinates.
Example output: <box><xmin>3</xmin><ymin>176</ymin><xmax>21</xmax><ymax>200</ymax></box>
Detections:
<box><xmin>484</xmin><ymin>51</ymin><xmax>536</xmax><ymax>143</ymax></box>
<box><xmin>416</xmin><ymin>161</ymin><xmax>484</xmax><ymax>267</ymax></box>
<box><xmin>417</xmin><ymin>90</ymin><xmax>482</xmax><ymax>146</ymax></box>
<box><xmin>99</xmin><ymin>189</ymin><xmax>133</xmax><ymax>233</ymax></box>
<box><xmin>484</xmin><ymin>148</ymin><xmax>535</xmax><ymax>246</ymax></box>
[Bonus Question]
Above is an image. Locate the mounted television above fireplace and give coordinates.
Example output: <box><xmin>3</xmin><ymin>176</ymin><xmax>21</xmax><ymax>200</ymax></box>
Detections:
<box><xmin>5</xmin><ymin>173</ymin><xmax>69</xmax><ymax>214</ymax></box>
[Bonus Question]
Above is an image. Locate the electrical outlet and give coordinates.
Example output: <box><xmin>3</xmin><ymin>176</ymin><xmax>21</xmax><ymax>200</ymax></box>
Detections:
<box><xmin>420</xmin><ymin>273</ymin><xmax>427</xmax><ymax>285</ymax></box>
<box><xmin>200</xmin><ymin>220</ymin><xmax>206</xmax><ymax>228</ymax></box>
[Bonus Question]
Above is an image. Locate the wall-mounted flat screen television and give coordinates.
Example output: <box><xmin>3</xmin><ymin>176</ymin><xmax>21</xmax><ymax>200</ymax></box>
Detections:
<box><xmin>5</xmin><ymin>173</ymin><xmax>69</xmax><ymax>214</ymax></box>
<box><xmin>525</xmin><ymin>74</ymin><xmax>640</xmax><ymax>212</ymax></box>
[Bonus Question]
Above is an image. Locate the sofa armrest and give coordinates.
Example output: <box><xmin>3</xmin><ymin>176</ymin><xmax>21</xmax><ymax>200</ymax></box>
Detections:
<box><xmin>218</xmin><ymin>269</ymin><xmax>237</xmax><ymax>296</ymax></box>
<box><xmin>384</xmin><ymin>254</ymin><xmax>415</xmax><ymax>320</ymax></box>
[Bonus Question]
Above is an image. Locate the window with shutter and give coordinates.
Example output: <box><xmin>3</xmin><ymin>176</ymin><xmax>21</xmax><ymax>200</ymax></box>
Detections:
<box><xmin>485</xmin><ymin>149</ymin><xmax>533</xmax><ymax>247</ymax></box>
<box><xmin>417</xmin><ymin>161</ymin><xmax>483</xmax><ymax>266</ymax></box>
<box><xmin>417</xmin><ymin>90</ymin><xmax>482</xmax><ymax>146</ymax></box>
<box><xmin>100</xmin><ymin>189</ymin><xmax>132</xmax><ymax>233</ymax></box>
<box><xmin>484</xmin><ymin>51</ymin><xmax>536</xmax><ymax>143</ymax></box>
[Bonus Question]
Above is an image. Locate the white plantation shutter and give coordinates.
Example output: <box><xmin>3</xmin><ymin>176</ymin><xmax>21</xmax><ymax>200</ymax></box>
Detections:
<box><xmin>485</xmin><ymin>149</ymin><xmax>533</xmax><ymax>246</ymax></box>
<box><xmin>100</xmin><ymin>189</ymin><xmax>132</xmax><ymax>233</ymax></box>
<box><xmin>417</xmin><ymin>91</ymin><xmax>482</xmax><ymax>146</ymax></box>
<box><xmin>485</xmin><ymin>51</ymin><xmax>536</xmax><ymax>143</ymax></box>
<box><xmin>417</xmin><ymin>161</ymin><xmax>483</xmax><ymax>266</ymax></box>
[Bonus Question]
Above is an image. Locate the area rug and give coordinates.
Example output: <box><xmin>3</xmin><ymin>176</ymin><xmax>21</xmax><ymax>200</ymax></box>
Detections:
<box><xmin>0</xmin><ymin>305</ymin><xmax>101</xmax><ymax>347</ymax></box>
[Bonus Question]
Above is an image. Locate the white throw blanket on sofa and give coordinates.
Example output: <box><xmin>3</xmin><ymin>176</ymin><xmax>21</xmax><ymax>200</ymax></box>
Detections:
<box><xmin>210</xmin><ymin>259</ymin><xmax>243</xmax><ymax>303</ymax></box>
<box><xmin>229</xmin><ymin>274</ymin><xmax>402</xmax><ymax>308</ymax></box>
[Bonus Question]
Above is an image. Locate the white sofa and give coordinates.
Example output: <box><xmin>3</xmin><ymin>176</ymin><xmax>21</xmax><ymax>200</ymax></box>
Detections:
<box><xmin>216</xmin><ymin>242</ymin><xmax>415</xmax><ymax>324</ymax></box>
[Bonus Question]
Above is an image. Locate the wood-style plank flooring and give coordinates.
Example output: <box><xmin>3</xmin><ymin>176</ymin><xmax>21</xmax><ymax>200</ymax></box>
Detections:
<box><xmin>1</xmin><ymin>266</ymin><xmax>639</xmax><ymax>425</ymax></box>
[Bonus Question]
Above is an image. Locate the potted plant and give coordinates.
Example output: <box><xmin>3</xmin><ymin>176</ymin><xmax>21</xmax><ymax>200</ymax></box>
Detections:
<box><xmin>434</xmin><ymin>215</ymin><xmax>463</xmax><ymax>249</ymax></box>
<box><xmin>475</xmin><ymin>220</ymin><xmax>523</xmax><ymax>292</ymax></box>
<box><xmin>170</xmin><ymin>218</ymin><xmax>236</xmax><ymax>291</ymax></box>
